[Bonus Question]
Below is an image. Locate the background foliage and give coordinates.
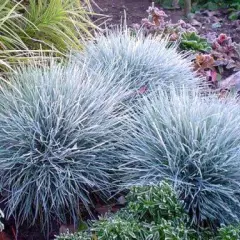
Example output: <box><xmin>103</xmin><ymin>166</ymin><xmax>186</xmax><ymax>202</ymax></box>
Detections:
<box><xmin>155</xmin><ymin>0</ymin><xmax>240</xmax><ymax>11</ymax></box>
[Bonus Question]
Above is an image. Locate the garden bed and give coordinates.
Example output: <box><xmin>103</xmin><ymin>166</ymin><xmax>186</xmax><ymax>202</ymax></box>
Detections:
<box><xmin>1</xmin><ymin>1</ymin><xmax>240</xmax><ymax>240</ymax></box>
<box><xmin>93</xmin><ymin>0</ymin><xmax>240</xmax><ymax>43</ymax></box>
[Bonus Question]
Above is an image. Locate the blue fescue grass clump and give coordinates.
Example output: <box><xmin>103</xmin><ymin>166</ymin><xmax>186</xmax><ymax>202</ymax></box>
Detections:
<box><xmin>119</xmin><ymin>87</ymin><xmax>240</xmax><ymax>228</ymax></box>
<box><xmin>0</xmin><ymin>59</ymin><xmax>129</xmax><ymax>229</ymax></box>
<box><xmin>75</xmin><ymin>29</ymin><xmax>200</xmax><ymax>92</ymax></box>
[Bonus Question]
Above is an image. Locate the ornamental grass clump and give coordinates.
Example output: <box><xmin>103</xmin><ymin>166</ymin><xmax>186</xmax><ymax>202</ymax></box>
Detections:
<box><xmin>23</xmin><ymin>0</ymin><xmax>97</xmax><ymax>52</ymax></box>
<box><xmin>75</xmin><ymin>29</ymin><xmax>200</xmax><ymax>93</ymax></box>
<box><xmin>119</xmin><ymin>87</ymin><xmax>240</xmax><ymax>229</ymax></box>
<box><xmin>0</xmin><ymin>59</ymin><xmax>129</xmax><ymax>230</ymax></box>
<box><xmin>0</xmin><ymin>0</ymin><xmax>98</xmax><ymax>72</ymax></box>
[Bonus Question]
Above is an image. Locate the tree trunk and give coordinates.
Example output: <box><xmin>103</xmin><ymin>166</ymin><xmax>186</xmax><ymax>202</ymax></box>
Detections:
<box><xmin>172</xmin><ymin>0</ymin><xmax>179</xmax><ymax>8</ymax></box>
<box><xmin>184</xmin><ymin>0</ymin><xmax>191</xmax><ymax>17</ymax></box>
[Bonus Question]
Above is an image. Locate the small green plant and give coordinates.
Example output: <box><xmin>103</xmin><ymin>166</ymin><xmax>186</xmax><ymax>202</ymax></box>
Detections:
<box><xmin>180</xmin><ymin>32</ymin><xmax>211</xmax><ymax>51</ymax></box>
<box><xmin>92</xmin><ymin>215</ymin><xmax>144</xmax><ymax>240</ymax></box>
<box><xmin>228</xmin><ymin>2</ymin><xmax>240</xmax><ymax>20</ymax></box>
<box><xmin>217</xmin><ymin>224</ymin><xmax>240</xmax><ymax>240</ymax></box>
<box><xmin>55</xmin><ymin>182</ymin><xmax>201</xmax><ymax>240</ymax></box>
<box><xmin>126</xmin><ymin>183</ymin><xmax>184</xmax><ymax>223</ymax></box>
<box><xmin>189</xmin><ymin>0</ymin><xmax>240</xmax><ymax>12</ymax></box>
<box><xmin>55</xmin><ymin>230</ymin><xmax>92</xmax><ymax>240</ymax></box>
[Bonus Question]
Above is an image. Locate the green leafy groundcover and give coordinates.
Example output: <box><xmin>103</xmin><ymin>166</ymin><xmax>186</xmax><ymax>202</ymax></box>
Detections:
<box><xmin>155</xmin><ymin>0</ymin><xmax>240</xmax><ymax>11</ymax></box>
<box><xmin>55</xmin><ymin>182</ymin><xmax>240</xmax><ymax>240</ymax></box>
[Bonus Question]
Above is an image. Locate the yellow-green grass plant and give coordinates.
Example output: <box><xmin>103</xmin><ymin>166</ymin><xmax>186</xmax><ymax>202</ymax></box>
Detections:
<box><xmin>0</xmin><ymin>0</ymin><xmax>98</xmax><ymax>73</ymax></box>
<box><xmin>0</xmin><ymin>0</ymin><xmax>30</xmax><ymax>71</ymax></box>
<box><xmin>23</xmin><ymin>0</ymin><xmax>99</xmax><ymax>51</ymax></box>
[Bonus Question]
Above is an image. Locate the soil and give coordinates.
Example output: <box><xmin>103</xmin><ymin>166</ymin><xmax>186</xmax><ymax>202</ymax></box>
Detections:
<box><xmin>92</xmin><ymin>0</ymin><xmax>240</xmax><ymax>43</ymax></box>
<box><xmin>1</xmin><ymin>1</ymin><xmax>240</xmax><ymax>240</ymax></box>
<box><xmin>92</xmin><ymin>0</ymin><xmax>183</xmax><ymax>25</ymax></box>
